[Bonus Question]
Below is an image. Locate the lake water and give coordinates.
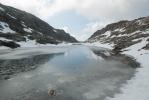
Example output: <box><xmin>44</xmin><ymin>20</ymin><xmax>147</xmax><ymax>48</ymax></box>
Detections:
<box><xmin>0</xmin><ymin>45</ymin><xmax>136</xmax><ymax>100</ymax></box>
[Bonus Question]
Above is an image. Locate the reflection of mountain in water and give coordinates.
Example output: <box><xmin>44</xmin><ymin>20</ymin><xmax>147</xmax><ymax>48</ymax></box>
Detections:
<box><xmin>0</xmin><ymin>53</ymin><xmax>64</xmax><ymax>80</ymax></box>
<box><xmin>91</xmin><ymin>49</ymin><xmax>140</xmax><ymax>68</ymax></box>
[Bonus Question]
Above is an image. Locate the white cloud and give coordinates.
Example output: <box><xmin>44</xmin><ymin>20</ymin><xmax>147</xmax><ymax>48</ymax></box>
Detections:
<box><xmin>73</xmin><ymin>21</ymin><xmax>107</xmax><ymax>41</ymax></box>
<box><xmin>1</xmin><ymin>0</ymin><xmax>49</xmax><ymax>20</ymax></box>
<box><xmin>76</xmin><ymin>0</ymin><xmax>149</xmax><ymax>21</ymax></box>
<box><xmin>2</xmin><ymin>0</ymin><xmax>149</xmax><ymax>21</ymax></box>
<box><xmin>0</xmin><ymin>0</ymin><xmax>77</xmax><ymax>20</ymax></box>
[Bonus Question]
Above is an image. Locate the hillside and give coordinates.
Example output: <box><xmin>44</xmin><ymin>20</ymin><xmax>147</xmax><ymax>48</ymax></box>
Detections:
<box><xmin>0</xmin><ymin>3</ymin><xmax>77</xmax><ymax>48</ymax></box>
<box><xmin>88</xmin><ymin>16</ymin><xmax>149</xmax><ymax>52</ymax></box>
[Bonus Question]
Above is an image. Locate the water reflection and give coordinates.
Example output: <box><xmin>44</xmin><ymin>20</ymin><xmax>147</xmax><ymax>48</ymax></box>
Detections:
<box><xmin>0</xmin><ymin>46</ymin><xmax>136</xmax><ymax>100</ymax></box>
<box><xmin>0</xmin><ymin>53</ymin><xmax>64</xmax><ymax>80</ymax></box>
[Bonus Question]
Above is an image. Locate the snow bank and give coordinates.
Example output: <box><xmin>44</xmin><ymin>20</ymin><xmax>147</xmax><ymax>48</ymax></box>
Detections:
<box><xmin>0</xmin><ymin>36</ymin><xmax>73</xmax><ymax>50</ymax></box>
<box><xmin>0</xmin><ymin>40</ymin><xmax>73</xmax><ymax>59</ymax></box>
<box><xmin>16</xmin><ymin>39</ymin><xmax>73</xmax><ymax>48</ymax></box>
<box><xmin>0</xmin><ymin>37</ymin><xmax>12</xmax><ymax>41</ymax></box>
<box><xmin>106</xmin><ymin>39</ymin><xmax>149</xmax><ymax>100</ymax></box>
<box><xmin>0</xmin><ymin>46</ymin><xmax>10</xmax><ymax>50</ymax></box>
<box><xmin>0</xmin><ymin>46</ymin><xmax>66</xmax><ymax>59</ymax></box>
<box><xmin>53</xmin><ymin>29</ymin><xmax>57</xmax><ymax>32</ymax></box>
<box><xmin>86</xmin><ymin>38</ymin><xmax>149</xmax><ymax>100</ymax></box>
<box><xmin>107</xmin><ymin>52</ymin><xmax>149</xmax><ymax>100</ymax></box>
<box><xmin>17</xmin><ymin>39</ymin><xmax>42</xmax><ymax>47</ymax></box>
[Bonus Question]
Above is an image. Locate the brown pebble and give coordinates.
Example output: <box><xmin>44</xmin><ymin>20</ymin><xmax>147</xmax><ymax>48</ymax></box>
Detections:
<box><xmin>48</xmin><ymin>89</ymin><xmax>56</xmax><ymax>96</ymax></box>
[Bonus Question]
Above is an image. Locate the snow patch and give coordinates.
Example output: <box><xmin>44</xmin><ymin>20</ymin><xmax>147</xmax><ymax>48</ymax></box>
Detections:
<box><xmin>0</xmin><ymin>37</ymin><xmax>12</xmax><ymax>41</ymax></box>
<box><xmin>116</xmin><ymin>34</ymin><xmax>127</xmax><ymax>37</ymax></box>
<box><xmin>132</xmin><ymin>38</ymin><xmax>143</xmax><ymax>42</ymax></box>
<box><xmin>20</xmin><ymin>37</ymin><xmax>55</xmax><ymax>47</ymax></box>
<box><xmin>143</xmin><ymin>29</ymin><xmax>149</xmax><ymax>34</ymax></box>
<box><xmin>0</xmin><ymin>21</ymin><xmax>16</xmax><ymax>33</ymax></box>
<box><xmin>104</xmin><ymin>31</ymin><xmax>111</xmax><ymax>37</ymax></box>
<box><xmin>37</xmin><ymin>32</ymin><xmax>43</xmax><ymax>35</ymax></box>
<box><xmin>53</xmin><ymin>29</ymin><xmax>57</xmax><ymax>32</ymax></box>
<box><xmin>136</xmin><ymin>19</ymin><xmax>146</xmax><ymax>26</ymax></box>
<box><xmin>124</xmin><ymin>38</ymin><xmax>148</xmax><ymax>51</ymax></box>
<box><xmin>7</xmin><ymin>13</ymin><xmax>17</xmax><ymax>19</ymax></box>
<box><xmin>21</xmin><ymin>21</ymin><xmax>27</xmax><ymax>28</ymax></box>
<box><xmin>111</xmin><ymin>30</ymin><xmax>142</xmax><ymax>38</ymax></box>
<box><xmin>23</xmin><ymin>27</ymin><xmax>33</xmax><ymax>33</ymax></box>
<box><xmin>0</xmin><ymin>7</ymin><xmax>5</xmax><ymax>11</ymax></box>
<box><xmin>17</xmin><ymin>39</ymin><xmax>38</xmax><ymax>47</ymax></box>
<box><xmin>104</xmin><ymin>51</ymin><xmax>111</xmax><ymax>56</ymax></box>
<box><xmin>114</xmin><ymin>28</ymin><xmax>125</xmax><ymax>32</ymax></box>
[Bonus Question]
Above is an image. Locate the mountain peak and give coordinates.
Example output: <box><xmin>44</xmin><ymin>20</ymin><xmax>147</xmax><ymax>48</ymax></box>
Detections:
<box><xmin>0</xmin><ymin>3</ymin><xmax>77</xmax><ymax>48</ymax></box>
<box><xmin>87</xmin><ymin>16</ymin><xmax>149</xmax><ymax>52</ymax></box>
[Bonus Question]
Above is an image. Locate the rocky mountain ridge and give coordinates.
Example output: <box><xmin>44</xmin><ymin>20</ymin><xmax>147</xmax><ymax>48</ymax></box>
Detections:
<box><xmin>0</xmin><ymin>3</ymin><xmax>77</xmax><ymax>48</ymax></box>
<box><xmin>88</xmin><ymin>16</ymin><xmax>149</xmax><ymax>52</ymax></box>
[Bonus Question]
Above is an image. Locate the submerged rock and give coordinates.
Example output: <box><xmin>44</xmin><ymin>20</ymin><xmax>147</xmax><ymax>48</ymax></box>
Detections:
<box><xmin>48</xmin><ymin>89</ymin><xmax>56</xmax><ymax>96</ymax></box>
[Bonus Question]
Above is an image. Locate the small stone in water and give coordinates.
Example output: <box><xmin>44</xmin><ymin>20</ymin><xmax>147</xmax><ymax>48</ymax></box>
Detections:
<box><xmin>48</xmin><ymin>89</ymin><xmax>56</xmax><ymax>96</ymax></box>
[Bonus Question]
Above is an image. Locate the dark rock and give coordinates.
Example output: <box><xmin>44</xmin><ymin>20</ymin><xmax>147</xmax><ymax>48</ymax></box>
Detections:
<box><xmin>48</xmin><ymin>90</ymin><xmax>56</xmax><ymax>96</ymax></box>
<box><xmin>142</xmin><ymin>43</ymin><xmax>149</xmax><ymax>50</ymax></box>
<box><xmin>0</xmin><ymin>40</ymin><xmax>20</xmax><ymax>48</ymax></box>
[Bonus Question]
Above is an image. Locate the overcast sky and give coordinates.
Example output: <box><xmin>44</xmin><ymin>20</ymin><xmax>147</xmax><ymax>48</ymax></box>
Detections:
<box><xmin>1</xmin><ymin>0</ymin><xmax>149</xmax><ymax>41</ymax></box>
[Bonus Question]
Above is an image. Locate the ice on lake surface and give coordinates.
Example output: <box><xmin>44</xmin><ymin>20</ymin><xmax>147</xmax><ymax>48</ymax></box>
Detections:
<box><xmin>0</xmin><ymin>45</ymin><xmax>136</xmax><ymax>100</ymax></box>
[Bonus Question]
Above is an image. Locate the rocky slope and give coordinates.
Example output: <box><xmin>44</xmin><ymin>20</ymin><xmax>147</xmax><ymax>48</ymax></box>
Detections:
<box><xmin>87</xmin><ymin>16</ymin><xmax>149</xmax><ymax>52</ymax></box>
<box><xmin>0</xmin><ymin>3</ymin><xmax>77</xmax><ymax>48</ymax></box>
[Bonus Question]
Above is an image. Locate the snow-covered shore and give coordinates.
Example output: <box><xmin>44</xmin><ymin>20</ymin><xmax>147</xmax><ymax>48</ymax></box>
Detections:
<box><xmin>85</xmin><ymin>40</ymin><xmax>149</xmax><ymax>100</ymax></box>
<box><xmin>0</xmin><ymin>41</ymin><xmax>73</xmax><ymax>50</ymax></box>
<box><xmin>0</xmin><ymin>42</ymin><xmax>72</xmax><ymax>59</ymax></box>
<box><xmin>16</xmin><ymin>39</ymin><xmax>73</xmax><ymax>48</ymax></box>
<box><xmin>107</xmin><ymin>40</ymin><xmax>149</xmax><ymax>100</ymax></box>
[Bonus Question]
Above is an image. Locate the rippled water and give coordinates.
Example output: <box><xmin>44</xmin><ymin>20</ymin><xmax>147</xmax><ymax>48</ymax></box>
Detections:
<box><xmin>0</xmin><ymin>45</ymin><xmax>136</xmax><ymax>100</ymax></box>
